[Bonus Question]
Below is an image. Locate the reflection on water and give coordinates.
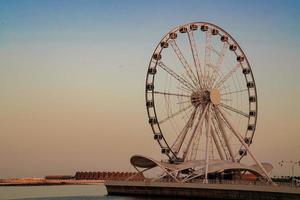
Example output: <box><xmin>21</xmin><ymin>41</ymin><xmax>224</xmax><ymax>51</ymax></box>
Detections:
<box><xmin>0</xmin><ymin>184</ymin><xmax>184</xmax><ymax>200</ymax></box>
<box><xmin>18</xmin><ymin>197</ymin><xmax>105</xmax><ymax>200</ymax></box>
<box><xmin>15</xmin><ymin>197</ymin><xmax>179</xmax><ymax>200</ymax></box>
<box><xmin>0</xmin><ymin>185</ymin><xmax>106</xmax><ymax>200</ymax></box>
<box><xmin>16</xmin><ymin>197</ymin><xmax>165</xmax><ymax>200</ymax></box>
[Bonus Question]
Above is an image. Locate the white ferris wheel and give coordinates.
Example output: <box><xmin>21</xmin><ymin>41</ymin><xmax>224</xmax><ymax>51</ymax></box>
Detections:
<box><xmin>131</xmin><ymin>22</ymin><xmax>273</xmax><ymax>184</ymax></box>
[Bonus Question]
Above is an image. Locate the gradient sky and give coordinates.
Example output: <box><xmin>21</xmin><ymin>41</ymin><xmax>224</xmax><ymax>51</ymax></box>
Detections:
<box><xmin>0</xmin><ymin>0</ymin><xmax>299</xmax><ymax>178</ymax></box>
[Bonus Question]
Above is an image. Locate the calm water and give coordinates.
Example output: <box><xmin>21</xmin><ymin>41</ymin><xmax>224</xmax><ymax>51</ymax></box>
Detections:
<box><xmin>0</xmin><ymin>184</ymin><xmax>169</xmax><ymax>200</ymax></box>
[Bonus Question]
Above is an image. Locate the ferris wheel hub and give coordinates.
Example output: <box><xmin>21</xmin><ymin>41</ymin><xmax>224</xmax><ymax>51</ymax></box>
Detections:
<box><xmin>190</xmin><ymin>90</ymin><xmax>210</xmax><ymax>107</ymax></box>
<box><xmin>210</xmin><ymin>88</ymin><xmax>221</xmax><ymax>105</ymax></box>
<box><xmin>190</xmin><ymin>88</ymin><xmax>220</xmax><ymax>107</ymax></box>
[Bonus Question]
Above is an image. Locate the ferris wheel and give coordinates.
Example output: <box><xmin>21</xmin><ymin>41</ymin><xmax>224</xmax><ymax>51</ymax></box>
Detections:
<box><xmin>143</xmin><ymin>22</ymin><xmax>272</xmax><ymax>183</ymax></box>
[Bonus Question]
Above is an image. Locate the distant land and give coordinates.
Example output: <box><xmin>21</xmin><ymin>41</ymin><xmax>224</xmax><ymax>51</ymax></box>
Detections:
<box><xmin>0</xmin><ymin>171</ymin><xmax>143</xmax><ymax>186</ymax></box>
<box><xmin>0</xmin><ymin>178</ymin><xmax>103</xmax><ymax>186</ymax></box>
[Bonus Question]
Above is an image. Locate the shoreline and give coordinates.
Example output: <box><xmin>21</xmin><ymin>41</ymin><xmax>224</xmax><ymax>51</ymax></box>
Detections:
<box><xmin>0</xmin><ymin>178</ymin><xmax>104</xmax><ymax>187</ymax></box>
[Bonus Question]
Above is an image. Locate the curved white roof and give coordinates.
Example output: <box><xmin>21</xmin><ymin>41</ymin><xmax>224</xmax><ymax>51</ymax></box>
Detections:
<box><xmin>130</xmin><ymin>155</ymin><xmax>273</xmax><ymax>177</ymax></box>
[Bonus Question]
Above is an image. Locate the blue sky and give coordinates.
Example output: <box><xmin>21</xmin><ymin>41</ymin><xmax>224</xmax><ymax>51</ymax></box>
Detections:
<box><xmin>1</xmin><ymin>0</ymin><xmax>299</xmax><ymax>45</ymax></box>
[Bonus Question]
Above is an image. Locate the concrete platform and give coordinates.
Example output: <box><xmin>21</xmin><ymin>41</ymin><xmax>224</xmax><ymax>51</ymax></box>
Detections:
<box><xmin>105</xmin><ymin>180</ymin><xmax>300</xmax><ymax>200</ymax></box>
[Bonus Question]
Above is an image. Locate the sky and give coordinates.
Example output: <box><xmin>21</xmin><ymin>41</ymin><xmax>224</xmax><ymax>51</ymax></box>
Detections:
<box><xmin>0</xmin><ymin>0</ymin><xmax>299</xmax><ymax>178</ymax></box>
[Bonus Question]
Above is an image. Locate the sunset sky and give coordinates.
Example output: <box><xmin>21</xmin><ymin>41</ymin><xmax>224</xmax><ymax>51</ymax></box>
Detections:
<box><xmin>0</xmin><ymin>0</ymin><xmax>299</xmax><ymax>178</ymax></box>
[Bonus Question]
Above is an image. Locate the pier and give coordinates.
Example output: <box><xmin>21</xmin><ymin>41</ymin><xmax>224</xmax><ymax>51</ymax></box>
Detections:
<box><xmin>105</xmin><ymin>180</ymin><xmax>300</xmax><ymax>200</ymax></box>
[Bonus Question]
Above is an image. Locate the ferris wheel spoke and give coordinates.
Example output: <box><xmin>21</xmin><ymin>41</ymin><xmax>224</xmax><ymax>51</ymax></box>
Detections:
<box><xmin>157</xmin><ymin>61</ymin><xmax>196</xmax><ymax>91</ymax></box>
<box><xmin>181</xmin><ymin>105</ymin><xmax>194</xmax><ymax>121</ymax></box>
<box><xmin>153</xmin><ymin>91</ymin><xmax>191</xmax><ymax>98</ymax></box>
<box><xmin>169</xmin><ymin>39</ymin><xmax>200</xmax><ymax>89</ymax></box>
<box><xmin>221</xmin><ymin>89</ymin><xmax>247</xmax><ymax>95</ymax></box>
<box><xmin>219</xmin><ymin>103</ymin><xmax>249</xmax><ymax>118</ymax></box>
<box><xmin>177</xmin><ymin>99</ymin><xmax>192</xmax><ymax>105</ymax></box>
<box><xmin>177</xmin><ymin>85</ymin><xmax>193</xmax><ymax>94</ymax></box>
<box><xmin>219</xmin><ymin>83</ymin><xmax>231</xmax><ymax>92</ymax></box>
<box><xmin>203</xmin><ymin>31</ymin><xmax>212</xmax><ymax>89</ymax></box>
<box><xmin>171</xmin><ymin>107</ymin><xmax>198</xmax><ymax>155</ymax></box>
<box><xmin>178</xmin><ymin>74</ymin><xmax>197</xmax><ymax>93</ymax></box>
<box><xmin>207</xmin><ymin>45</ymin><xmax>222</xmax><ymax>57</ymax></box>
<box><xmin>158</xmin><ymin>104</ymin><xmax>193</xmax><ymax>124</ymax></box>
<box><xmin>187</xmin><ymin>30</ymin><xmax>203</xmax><ymax>88</ymax></box>
<box><xmin>218</xmin><ymin>105</ymin><xmax>232</xmax><ymax>117</ymax></box>
<box><xmin>209</xmin><ymin>43</ymin><xmax>229</xmax><ymax>88</ymax></box>
<box><xmin>220</xmin><ymin>98</ymin><xmax>232</xmax><ymax>102</ymax></box>
<box><xmin>212</xmin><ymin>106</ymin><xmax>235</xmax><ymax>162</ymax></box>
<box><xmin>205</xmin><ymin>45</ymin><xmax>222</xmax><ymax>87</ymax></box>
<box><xmin>214</xmin><ymin>63</ymin><xmax>242</xmax><ymax>88</ymax></box>
<box><xmin>163</xmin><ymin>91</ymin><xmax>172</xmax><ymax>118</ymax></box>
<box><xmin>206</xmin><ymin>63</ymin><xmax>219</xmax><ymax>74</ymax></box>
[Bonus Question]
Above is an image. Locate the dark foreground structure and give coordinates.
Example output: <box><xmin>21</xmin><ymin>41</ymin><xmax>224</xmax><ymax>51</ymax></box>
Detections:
<box><xmin>105</xmin><ymin>180</ymin><xmax>300</xmax><ymax>200</ymax></box>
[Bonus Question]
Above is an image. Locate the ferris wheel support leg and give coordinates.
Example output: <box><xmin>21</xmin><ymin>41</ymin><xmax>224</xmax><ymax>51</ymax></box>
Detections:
<box><xmin>204</xmin><ymin>104</ymin><xmax>212</xmax><ymax>183</ymax></box>
<box><xmin>217</xmin><ymin>108</ymin><xmax>274</xmax><ymax>184</ymax></box>
<box><xmin>172</xmin><ymin>108</ymin><xmax>197</xmax><ymax>155</ymax></box>
<box><xmin>210</xmin><ymin>123</ymin><xmax>226</xmax><ymax>160</ymax></box>
<box><xmin>214</xmin><ymin>109</ymin><xmax>236</xmax><ymax>162</ymax></box>
<box><xmin>183</xmin><ymin>105</ymin><xmax>209</xmax><ymax>161</ymax></box>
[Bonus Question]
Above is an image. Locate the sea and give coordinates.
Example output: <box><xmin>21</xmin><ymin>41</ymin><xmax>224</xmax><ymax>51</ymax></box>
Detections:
<box><xmin>0</xmin><ymin>184</ymin><xmax>176</xmax><ymax>200</ymax></box>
